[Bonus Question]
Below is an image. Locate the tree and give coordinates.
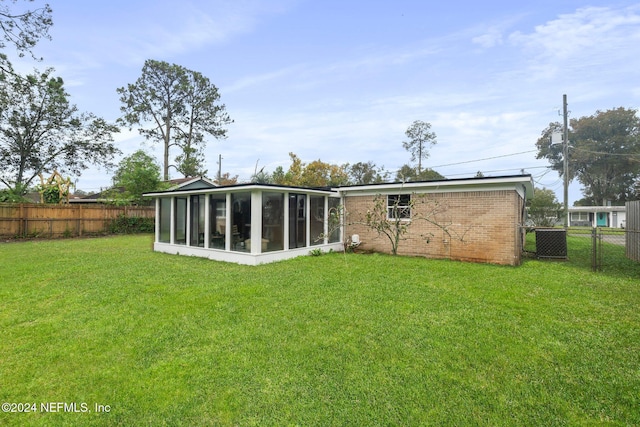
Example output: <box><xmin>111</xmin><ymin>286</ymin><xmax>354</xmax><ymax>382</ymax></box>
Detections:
<box><xmin>346</xmin><ymin>161</ymin><xmax>389</xmax><ymax>185</ymax></box>
<box><xmin>357</xmin><ymin>193</ymin><xmax>459</xmax><ymax>255</ymax></box>
<box><xmin>395</xmin><ymin>164</ymin><xmax>444</xmax><ymax>182</ymax></box>
<box><xmin>111</xmin><ymin>150</ymin><xmax>163</xmax><ymax>204</ymax></box>
<box><xmin>536</xmin><ymin>107</ymin><xmax>640</xmax><ymax>205</ymax></box>
<box><xmin>214</xmin><ymin>172</ymin><xmax>238</xmax><ymax>186</ymax></box>
<box><xmin>278</xmin><ymin>152</ymin><xmax>304</xmax><ymax>185</ymax></box>
<box><xmin>174</xmin><ymin>145</ymin><xmax>207</xmax><ymax>178</ymax></box>
<box><xmin>527</xmin><ymin>187</ymin><xmax>561</xmax><ymax>227</ymax></box>
<box><xmin>271</xmin><ymin>165</ymin><xmax>286</xmax><ymax>185</ymax></box>
<box><xmin>117</xmin><ymin>59</ymin><xmax>232</xmax><ymax>181</ymax></box>
<box><xmin>302</xmin><ymin>159</ymin><xmax>349</xmax><ymax>187</ymax></box>
<box><xmin>402</xmin><ymin>120</ymin><xmax>437</xmax><ymax>174</ymax></box>
<box><xmin>0</xmin><ymin>68</ymin><xmax>120</xmax><ymax>195</ymax></box>
<box><xmin>0</xmin><ymin>0</ymin><xmax>52</xmax><ymax>74</ymax></box>
<box><xmin>273</xmin><ymin>153</ymin><xmax>350</xmax><ymax>187</ymax></box>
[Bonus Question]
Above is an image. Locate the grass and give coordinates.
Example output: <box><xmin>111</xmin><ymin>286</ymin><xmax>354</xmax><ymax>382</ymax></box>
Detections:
<box><xmin>0</xmin><ymin>234</ymin><xmax>639</xmax><ymax>426</ymax></box>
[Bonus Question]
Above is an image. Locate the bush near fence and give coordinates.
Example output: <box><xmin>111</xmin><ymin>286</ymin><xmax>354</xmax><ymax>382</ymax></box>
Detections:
<box><xmin>0</xmin><ymin>203</ymin><xmax>155</xmax><ymax>239</ymax></box>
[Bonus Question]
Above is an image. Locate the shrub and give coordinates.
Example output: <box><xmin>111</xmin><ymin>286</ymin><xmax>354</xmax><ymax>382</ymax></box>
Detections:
<box><xmin>108</xmin><ymin>214</ymin><xmax>154</xmax><ymax>234</ymax></box>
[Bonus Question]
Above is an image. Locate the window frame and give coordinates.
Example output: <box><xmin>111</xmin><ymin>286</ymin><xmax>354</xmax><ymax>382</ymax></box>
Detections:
<box><xmin>387</xmin><ymin>194</ymin><xmax>411</xmax><ymax>220</ymax></box>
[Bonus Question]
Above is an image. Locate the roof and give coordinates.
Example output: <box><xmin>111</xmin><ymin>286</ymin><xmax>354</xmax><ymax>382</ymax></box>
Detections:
<box><xmin>144</xmin><ymin>181</ymin><xmax>339</xmax><ymax>197</ymax></box>
<box><xmin>568</xmin><ymin>205</ymin><xmax>626</xmax><ymax>212</ymax></box>
<box><xmin>143</xmin><ymin>174</ymin><xmax>534</xmax><ymax>199</ymax></box>
<box><xmin>166</xmin><ymin>176</ymin><xmax>217</xmax><ymax>191</ymax></box>
<box><xmin>68</xmin><ymin>187</ymin><xmax>126</xmax><ymax>203</ymax></box>
<box><xmin>337</xmin><ymin>174</ymin><xmax>534</xmax><ymax>198</ymax></box>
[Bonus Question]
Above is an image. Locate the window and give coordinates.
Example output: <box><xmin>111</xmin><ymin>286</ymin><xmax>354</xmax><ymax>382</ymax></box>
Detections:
<box><xmin>210</xmin><ymin>194</ymin><xmax>226</xmax><ymax>249</ymax></box>
<box><xmin>328</xmin><ymin>197</ymin><xmax>341</xmax><ymax>243</ymax></box>
<box><xmin>231</xmin><ymin>192</ymin><xmax>251</xmax><ymax>252</ymax></box>
<box><xmin>289</xmin><ymin>194</ymin><xmax>306</xmax><ymax>248</ymax></box>
<box><xmin>309</xmin><ymin>196</ymin><xmax>324</xmax><ymax>246</ymax></box>
<box><xmin>262</xmin><ymin>192</ymin><xmax>284</xmax><ymax>252</ymax></box>
<box><xmin>174</xmin><ymin>197</ymin><xmax>187</xmax><ymax>244</ymax></box>
<box><xmin>387</xmin><ymin>194</ymin><xmax>411</xmax><ymax>220</ymax></box>
<box><xmin>571</xmin><ymin>212</ymin><xmax>589</xmax><ymax>221</ymax></box>
<box><xmin>189</xmin><ymin>195</ymin><xmax>205</xmax><ymax>247</ymax></box>
<box><xmin>159</xmin><ymin>198</ymin><xmax>171</xmax><ymax>243</ymax></box>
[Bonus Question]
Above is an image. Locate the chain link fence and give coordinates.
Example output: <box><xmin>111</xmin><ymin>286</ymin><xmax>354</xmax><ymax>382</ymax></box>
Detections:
<box><xmin>523</xmin><ymin>227</ymin><xmax>630</xmax><ymax>271</ymax></box>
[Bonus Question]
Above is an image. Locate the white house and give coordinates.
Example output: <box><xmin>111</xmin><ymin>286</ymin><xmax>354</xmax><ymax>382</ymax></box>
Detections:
<box><xmin>144</xmin><ymin>174</ymin><xmax>534</xmax><ymax>266</ymax></box>
<box><xmin>568</xmin><ymin>206</ymin><xmax>626</xmax><ymax>228</ymax></box>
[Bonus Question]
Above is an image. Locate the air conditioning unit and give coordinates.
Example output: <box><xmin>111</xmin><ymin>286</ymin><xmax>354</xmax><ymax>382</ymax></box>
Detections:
<box><xmin>535</xmin><ymin>228</ymin><xmax>567</xmax><ymax>259</ymax></box>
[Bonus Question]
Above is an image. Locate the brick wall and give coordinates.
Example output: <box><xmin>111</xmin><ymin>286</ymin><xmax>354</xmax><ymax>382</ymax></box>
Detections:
<box><xmin>343</xmin><ymin>190</ymin><xmax>525</xmax><ymax>265</ymax></box>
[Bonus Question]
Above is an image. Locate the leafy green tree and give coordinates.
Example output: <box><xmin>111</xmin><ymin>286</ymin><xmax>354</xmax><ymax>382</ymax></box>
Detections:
<box><xmin>274</xmin><ymin>153</ymin><xmax>350</xmax><ymax>187</ymax></box>
<box><xmin>174</xmin><ymin>145</ymin><xmax>207</xmax><ymax>178</ymax></box>
<box><xmin>117</xmin><ymin>59</ymin><xmax>232</xmax><ymax>180</ymax></box>
<box><xmin>271</xmin><ymin>165</ymin><xmax>286</xmax><ymax>185</ymax></box>
<box><xmin>0</xmin><ymin>187</ymin><xmax>27</xmax><ymax>202</ymax></box>
<box><xmin>346</xmin><ymin>161</ymin><xmax>389</xmax><ymax>185</ymax></box>
<box><xmin>402</xmin><ymin>120</ymin><xmax>437</xmax><ymax>174</ymax></box>
<box><xmin>0</xmin><ymin>68</ymin><xmax>120</xmax><ymax>195</ymax></box>
<box><xmin>280</xmin><ymin>152</ymin><xmax>304</xmax><ymax>185</ymax></box>
<box><xmin>395</xmin><ymin>164</ymin><xmax>444</xmax><ymax>182</ymax></box>
<box><xmin>0</xmin><ymin>0</ymin><xmax>52</xmax><ymax>74</ymax></box>
<box><xmin>111</xmin><ymin>150</ymin><xmax>164</xmax><ymax>204</ymax></box>
<box><xmin>214</xmin><ymin>172</ymin><xmax>238</xmax><ymax>186</ymax></box>
<box><xmin>536</xmin><ymin>107</ymin><xmax>640</xmax><ymax>205</ymax></box>
<box><xmin>527</xmin><ymin>187</ymin><xmax>561</xmax><ymax>227</ymax></box>
<box><xmin>302</xmin><ymin>159</ymin><xmax>349</xmax><ymax>187</ymax></box>
<box><xmin>250</xmin><ymin>166</ymin><xmax>272</xmax><ymax>184</ymax></box>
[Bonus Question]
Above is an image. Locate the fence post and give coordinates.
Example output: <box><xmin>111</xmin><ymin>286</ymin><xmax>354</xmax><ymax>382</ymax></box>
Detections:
<box><xmin>591</xmin><ymin>227</ymin><xmax>604</xmax><ymax>272</ymax></box>
<box><xmin>19</xmin><ymin>204</ymin><xmax>25</xmax><ymax>237</ymax></box>
<box><xmin>78</xmin><ymin>204</ymin><xmax>82</xmax><ymax>237</ymax></box>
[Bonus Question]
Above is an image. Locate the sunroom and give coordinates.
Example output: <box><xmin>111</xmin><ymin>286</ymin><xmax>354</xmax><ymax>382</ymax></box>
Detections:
<box><xmin>145</xmin><ymin>181</ymin><xmax>343</xmax><ymax>265</ymax></box>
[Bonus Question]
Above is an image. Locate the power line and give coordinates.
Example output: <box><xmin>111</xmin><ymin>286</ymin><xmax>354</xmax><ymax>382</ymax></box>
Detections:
<box><xmin>444</xmin><ymin>165</ymin><xmax>548</xmax><ymax>178</ymax></box>
<box><xmin>428</xmin><ymin>150</ymin><xmax>538</xmax><ymax>169</ymax></box>
<box><xmin>571</xmin><ymin>146</ymin><xmax>640</xmax><ymax>161</ymax></box>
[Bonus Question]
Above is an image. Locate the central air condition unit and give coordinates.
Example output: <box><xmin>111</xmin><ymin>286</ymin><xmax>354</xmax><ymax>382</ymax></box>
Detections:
<box><xmin>535</xmin><ymin>228</ymin><xmax>567</xmax><ymax>259</ymax></box>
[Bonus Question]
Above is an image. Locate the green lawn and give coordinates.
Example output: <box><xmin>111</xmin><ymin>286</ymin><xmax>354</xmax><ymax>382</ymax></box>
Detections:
<box><xmin>1</xmin><ymin>235</ymin><xmax>638</xmax><ymax>426</ymax></box>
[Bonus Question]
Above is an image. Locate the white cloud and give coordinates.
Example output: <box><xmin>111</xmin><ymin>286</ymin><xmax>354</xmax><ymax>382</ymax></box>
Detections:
<box><xmin>472</xmin><ymin>28</ymin><xmax>504</xmax><ymax>48</ymax></box>
<box><xmin>508</xmin><ymin>6</ymin><xmax>640</xmax><ymax>70</ymax></box>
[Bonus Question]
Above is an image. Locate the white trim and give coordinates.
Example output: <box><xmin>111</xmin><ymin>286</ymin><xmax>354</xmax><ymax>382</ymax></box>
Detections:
<box><xmin>153</xmin><ymin>242</ymin><xmax>343</xmax><ymax>266</ymax></box>
<box><xmin>283</xmin><ymin>192</ymin><xmax>290</xmax><ymax>250</ymax></box>
<box><xmin>568</xmin><ymin>206</ymin><xmax>626</xmax><ymax>213</ymax></box>
<box><xmin>337</xmin><ymin>176</ymin><xmax>534</xmax><ymax>198</ymax></box>
<box><xmin>155</xmin><ymin>198</ymin><xmax>160</xmax><ymax>243</ymax></box>
<box><xmin>145</xmin><ymin>183</ymin><xmax>337</xmax><ymax>198</ymax></box>
<box><xmin>204</xmin><ymin>194</ymin><xmax>210</xmax><ymax>249</ymax></box>
<box><xmin>250</xmin><ymin>190</ymin><xmax>262</xmax><ymax>255</ymax></box>
<box><xmin>169</xmin><ymin>196</ymin><xmax>175</xmax><ymax>244</ymax></box>
<box><xmin>225</xmin><ymin>193</ymin><xmax>231</xmax><ymax>251</ymax></box>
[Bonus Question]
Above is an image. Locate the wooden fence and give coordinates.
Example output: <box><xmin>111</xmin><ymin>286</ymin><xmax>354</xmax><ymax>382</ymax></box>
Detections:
<box><xmin>627</xmin><ymin>201</ymin><xmax>640</xmax><ymax>262</ymax></box>
<box><xmin>0</xmin><ymin>203</ymin><xmax>155</xmax><ymax>239</ymax></box>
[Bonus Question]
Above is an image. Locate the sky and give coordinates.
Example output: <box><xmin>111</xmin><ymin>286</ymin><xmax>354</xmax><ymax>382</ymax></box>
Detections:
<box><xmin>8</xmin><ymin>0</ymin><xmax>640</xmax><ymax>204</ymax></box>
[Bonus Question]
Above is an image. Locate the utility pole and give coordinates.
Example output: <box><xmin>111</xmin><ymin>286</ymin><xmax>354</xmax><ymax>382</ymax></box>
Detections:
<box><xmin>563</xmin><ymin>94</ymin><xmax>569</xmax><ymax>229</ymax></box>
<box><xmin>217</xmin><ymin>154</ymin><xmax>222</xmax><ymax>183</ymax></box>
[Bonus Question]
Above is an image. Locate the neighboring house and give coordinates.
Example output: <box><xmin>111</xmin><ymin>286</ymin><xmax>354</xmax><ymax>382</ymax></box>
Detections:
<box><xmin>69</xmin><ymin>177</ymin><xmax>217</xmax><ymax>205</ymax></box>
<box><xmin>144</xmin><ymin>174</ymin><xmax>533</xmax><ymax>266</ymax></box>
<box><xmin>69</xmin><ymin>187</ymin><xmax>126</xmax><ymax>204</ymax></box>
<box><xmin>568</xmin><ymin>206</ymin><xmax>626</xmax><ymax>228</ymax></box>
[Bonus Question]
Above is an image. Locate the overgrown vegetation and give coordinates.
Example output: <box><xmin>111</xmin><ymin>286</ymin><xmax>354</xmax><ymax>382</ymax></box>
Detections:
<box><xmin>107</xmin><ymin>214</ymin><xmax>154</xmax><ymax>234</ymax></box>
<box><xmin>0</xmin><ymin>235</ymin><xmax>638</xmax><ymax>426</ymax></box>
